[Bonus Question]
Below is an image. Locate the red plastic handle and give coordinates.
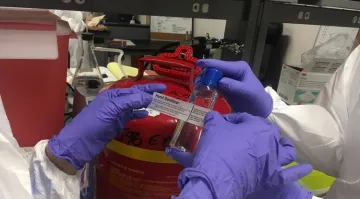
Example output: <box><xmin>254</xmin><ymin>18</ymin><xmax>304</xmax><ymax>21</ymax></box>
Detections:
<box><xmin>136</xmin><ymin>56</ymin><xmax>201</xmax><ymax>91</ymax></box>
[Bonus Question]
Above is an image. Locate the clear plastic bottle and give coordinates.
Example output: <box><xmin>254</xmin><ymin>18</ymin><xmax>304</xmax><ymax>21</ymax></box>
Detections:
<box><xmin>170</xmin><ymin>68</ymin><xmax>223</xmax><ymax>153</ymax></box>
<box><xmin>73</xmin><ymin>32</ymin><xmax>104</xmax><ymax>98</ymax></box>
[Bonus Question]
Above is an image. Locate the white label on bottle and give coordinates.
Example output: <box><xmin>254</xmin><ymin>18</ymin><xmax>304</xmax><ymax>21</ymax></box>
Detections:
<box><xmin>148</xmin><ymin>92</ymin><xmax>210</xmax><ymax>127</ymax></box>
<box><xmin>188</xmin><ymin>105</ymin><xmax>209</xmax><ymax>126</ymax></box>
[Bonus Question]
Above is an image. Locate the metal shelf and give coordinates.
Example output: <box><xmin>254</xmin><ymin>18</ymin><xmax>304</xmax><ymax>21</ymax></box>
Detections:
<box><xmin>10</xmin><ymin>0</ymin><xmax>360</xmax><ymax>77</ymax></box>
<box><xmin>0</xmin><ymin>0</ymin><xmax>264</xmax><ymax>64</ymax></box>
<box><xmin>0</xmin><ymin>0</ymin><xmax>245</xmax><ymax>20</ymax></box>
<box><xmin>266</xmin><ymin>2</ymin><xmax>360</xmax><ymax>27</ymax></box>
<box><xmin>0</xmin><ymin>0</ymin><xmax>260</xmax><ymax>62</ymax></box>
<box><xmin>251</xmin><ymin>1</ymin><xmax>360</xmax><ymax>77</ymax></box>
<box><xmin>313</xmin><ymin>0</ymin><xmax>360</xmax><ymax>11</ymax></box>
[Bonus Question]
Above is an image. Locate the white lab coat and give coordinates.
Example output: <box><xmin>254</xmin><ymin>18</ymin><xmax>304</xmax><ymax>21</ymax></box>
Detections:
<box><xmin>267</xmin><ymin>45</ymin><xmax>360</xmax><ymax>198</ymax></box>
<box><xmin>0</xmin><ymin>97</ymin><xmax>80</xmax><ymax>199</ymax></box>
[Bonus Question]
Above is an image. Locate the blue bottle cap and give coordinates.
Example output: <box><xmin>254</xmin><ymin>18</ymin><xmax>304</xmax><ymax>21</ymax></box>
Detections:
<box><xmin>200</xmin><ymin>67</ymin><xmax>223</xmax><ymax>89</ymax></box>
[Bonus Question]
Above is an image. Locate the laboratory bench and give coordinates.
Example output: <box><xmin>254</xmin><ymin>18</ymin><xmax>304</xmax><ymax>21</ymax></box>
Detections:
<box><xmin>108</xmin><ymin>40</ymin><xmax>178</xmax><ymax>56</ymax></box>
<box><xmin>108</xmin><ymin>40</ymin><xmax>178</xmax><ymax>67</ymax></box>
<box><xmin>94</xmin><ymin>38</ymin><xmax>179</xmax><ymax>67</ymax></box>
<box><xmin>89</xmin><ymin>25</ymin><xmax>178</xmax><ymax>66</ymax></box>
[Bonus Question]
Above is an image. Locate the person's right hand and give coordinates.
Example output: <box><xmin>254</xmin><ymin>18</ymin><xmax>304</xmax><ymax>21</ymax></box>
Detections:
<box><xmin>196</xmin><ymin>59</ymin><xmax>273</xmax><ymax>118</ymax></box>
<box><xmin>167</xmin><ymin>112</ymin><xmax>313</xmax><ymax>199</ymax></box>
<box><xmin>246</xmin><ymin>182</ymin><xmax>313</xmax><ymax>199</ymax></box>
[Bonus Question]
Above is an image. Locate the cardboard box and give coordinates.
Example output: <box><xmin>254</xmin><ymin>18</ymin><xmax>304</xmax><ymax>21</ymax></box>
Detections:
<box><xmin>277</xmin><ymin>65</ymin><xmax>333</xmax><ymax>105</ymax></box>
<box><xmin>302</xmin><ymin>58</ymin><xmax>344</xmax><ymax>74</ymax></box>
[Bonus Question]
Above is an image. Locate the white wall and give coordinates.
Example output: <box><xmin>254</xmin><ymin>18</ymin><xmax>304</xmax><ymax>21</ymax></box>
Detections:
<box><xmin>138</xmin><ymin>15</ymin><xmax>227</xmax><ymax>39</ymax></box>
<box><xmin>193</xmin><ymin>19</ymin><xmax>226</xmax><ymax>38</ymax></box>
<box><xmin>282</xmin><ymin>24</ymin><xmax>320</xmax><ymax>66</ymax></box>
<box><xmin>138</xmin><ymin>15</ymin><xmax>147</xmax><ymax>24</ymax></box>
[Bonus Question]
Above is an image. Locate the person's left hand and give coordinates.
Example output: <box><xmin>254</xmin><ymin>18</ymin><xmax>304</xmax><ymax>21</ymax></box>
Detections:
<box><xmin>167</xmin><ymin>112</ymin><xmax>312</xmax><ymax>198</ymax></box>
<box><xmin>246</xmin><ymin>182</ymin><xmax>313</xmax><ymax>199</ymax></box>
<box><xmin>47</xmin><ymin>84</ymin><xmax>166</xmax><ymax>171</ymax></box>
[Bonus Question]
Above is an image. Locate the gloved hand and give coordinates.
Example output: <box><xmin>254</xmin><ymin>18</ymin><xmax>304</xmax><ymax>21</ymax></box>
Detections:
<box><xmin>196</xmin><ymin>59</ymin><xmax>273</xmax><ymax>118</ymax></box>
<box><xmin>48</xmin><ymin>84</ymin><xmax>166</xmax><ymax>170</ymax></box>
<box><xmin>246</xmin><ymin>183</ymin><xmax>313</xmax><ymax>199</ymax></box>
<box><xmin>167</xmin><ymin>112</ymin><xmax>312</xmax><ymax>199</ymax></box>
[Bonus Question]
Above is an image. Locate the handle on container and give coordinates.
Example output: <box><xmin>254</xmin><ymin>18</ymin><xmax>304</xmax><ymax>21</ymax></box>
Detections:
<box><xmin>136</xmin><ymin>56</ymin><xmax>198</xmax><ymax>91</ymax></box>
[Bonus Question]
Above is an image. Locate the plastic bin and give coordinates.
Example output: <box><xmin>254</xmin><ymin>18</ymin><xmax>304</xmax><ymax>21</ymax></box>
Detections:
<box><xmin>0</xmin><ymin>8</ymin><xmax>74</xmax><ymax>146</ymax></box>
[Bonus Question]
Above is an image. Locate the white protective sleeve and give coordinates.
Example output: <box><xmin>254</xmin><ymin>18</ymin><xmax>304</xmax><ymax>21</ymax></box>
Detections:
<box><xmin>267</xmin><ymin>45</ymin><xmax>360</xmax><ymax>178</ymax></box>
<box><xmin>326</xmin><ymin>94</ymin><xmax>360</xmax><ymax>199</ymax></box>
<box><xmin>315</xmin><ymin>45</ymin><xmax>360</xmax><ymax>199</ymax></box>
<box><xmin>0</xmin><ymin>96</ymin><xmax>32</xmax><ymax>199</ymax></box>
<box><xmin>0</xmin><ymin>96</ymin><xmax>81</xmax><ymax>199</ymax></box>
<box><xmin>30</xmin><ymin>140</ymin><xmax>81</xmax><ymax>199</ymax></box>
<box><xmin>266</xmin><ymin>87</ymin><xmax>343</xmax><ymax>177</ymax></box>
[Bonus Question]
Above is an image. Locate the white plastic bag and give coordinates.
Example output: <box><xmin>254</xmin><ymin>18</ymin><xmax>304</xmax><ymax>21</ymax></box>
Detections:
<box><xmin>52</xmin><ymin>10</ymin><xmax>86</xmax><ymax>68</ymax></box>
<box><xmin>301</xmin><ymin>34</ymin><xmax>354</xmax><ymax>73</ymax></box>
<box><xmin>52</xmin><ymin>10</ymin><xmax>86</xmax><ymax>34</ymax></box>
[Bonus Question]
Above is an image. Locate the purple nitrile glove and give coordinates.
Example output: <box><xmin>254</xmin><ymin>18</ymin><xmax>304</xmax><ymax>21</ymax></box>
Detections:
<box><xmin>167</xmin><ymin>111</ymin><xmax>313</xmax><ymax>199</ymax></box>
<box><xmin>246</xmin><ymin>183</ymin><xmax>313</xmax><ymax>199</ymax></box>
<box><xmin>196</xmin><ymin>59</ymin><xmax>273</xmax><ymax>118</ymax></box>
<box><xmin>48</xmin><ymin>84</ymin><xmax>166</xmax><ymax>170</ymax></box>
